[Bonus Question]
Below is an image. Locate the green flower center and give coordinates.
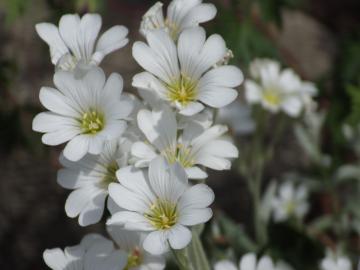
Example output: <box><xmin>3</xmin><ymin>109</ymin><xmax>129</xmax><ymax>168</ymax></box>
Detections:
<box><xmin>263</xmin><ymin>89</ymin><xmax>282</xmax><ymax>106</ymax></box>
<box><xmin>99</xmin><ymin>161</ymin><xmax>119</xmax><ymax>189</ymax></box>
<box><xmin>167</xmin><ymin>76</ymin><xmax>197</xmax><ymax>107</ymax></box>
<box><xmin>144</xmin><ymin>200</ymin><xmax>178</xmax><ymax>230</ymax></box>
<box><xmin>81</xmin><ymin>110</ymin><xmax>104</xmax><ymax>134</ymax></box>
<box><xmin>285</xmin><ymin>201</ymin><xmax>296</xmax><ymax>215</ymax></box>
<box><xmin>125</xmin><ymin>248</ymin><xmax>142</xmax><ymax>270</ymax></box>
<box><xmin>162</xmin><ymin>144</ymin><xmax>195</xmax><ymax>168</ymax></box>
<box><xmin>165</xmin><ymin>19</ymin><xmax>180</xmax><ymax>40</ymax></box>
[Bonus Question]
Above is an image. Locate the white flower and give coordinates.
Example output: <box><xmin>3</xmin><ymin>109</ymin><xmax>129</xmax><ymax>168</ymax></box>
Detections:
<box><xmin>36</xmin><ymin>13</ymin><xmax>128</xmax><ymax>74</ymax></box>
<box><xmin>320</xmin><ymin>250</ymin><xmax>352</xmax><ymax>270</ymax></box>
<box><xmin>131</xmin><ymin>105</ymin><xmax>238</xmax><ymax>179</ymax></box>
<box><xmin>43</xmin><ymin>234</ymin><xmax>127</xmax><ymax>270</ymax></box>
<box><xmin>107</xmin><ymin>225</ymin><xmax>166</xmax><ymax>270</ymax></box>
<box><xmin>245</xmin><ymin>59</ymin><xmax>317</xmax><ymax>117</ymax></box>
<box><xmin>215</xmin><ymin>253</ymin><xmax>294</xmax><ymax>270</ymax></box>
<box><xmin>271</xmin><ymin>181</ymin><xmax>309</xmax><ymax>222</ymax></box>
<box><xmin>132</xmin><ymin>27</ymin><xmax>243</xmax><ymax>116</ymax></box>
<box><xmin>57</xmin><ymin>138</ymin><xmax>131</xmax><ymax>226</ymax></box>
<box><xmin>140</xmin><ymin>0</ymin><xmax>217</xmax><ymax>40</ymax></box>
<box><xmin>32</xmin><ymin>67</ymin><xmax>132</xmax><ymax>162</ymax></box>
<box><xmin>214</xmin><ymin>260</ymin><xmax>238</xmax><ymax>270</ymax></box>
<box><xmin>107</xmin><ymin>157</ymin><xmax>215</xmax><ymax>255</ymax></box>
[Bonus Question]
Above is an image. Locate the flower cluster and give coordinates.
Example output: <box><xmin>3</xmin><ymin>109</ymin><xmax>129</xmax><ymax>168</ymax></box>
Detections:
<box><xmin>33</xmin><ymin>1</ymin><xmax>241</xmax><ymax>269</ymax></box>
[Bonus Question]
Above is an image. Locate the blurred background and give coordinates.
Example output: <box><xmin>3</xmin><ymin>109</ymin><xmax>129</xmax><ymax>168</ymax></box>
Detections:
<box><xmin>0</xmin><ymin>0</ymin><xmax>359</xmax><ymax>269</ymax></box>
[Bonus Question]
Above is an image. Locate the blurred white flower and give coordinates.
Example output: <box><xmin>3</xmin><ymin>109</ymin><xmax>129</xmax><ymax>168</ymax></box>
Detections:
<box><xmin>43</xmin><ymin>234</ymin><xmax>127</xmax><ymax>270</ymax></box>
<box><xmin>245</xmin><ymin>59</ymin><xmax>317</xmax><ymax>117</ymax></box>
<box><xmin>214</xmin><ymin>260</ymin><xmax>238</xmax><ymax>270</ymax></box>
<box><xmin>216</xmin><ymin>99</ymin><xmax>255</xmax><ymax>136</ymax></box>
<box><xmin>131</xmin><ymin>105</ymin><xmax>238</xmax><ymax>179</ymax></box>
<box><xmin>140</xmin><ymin>0</ymin><xmax>216</xmax><ymax>40</ymax></box>
<box><xmin>271</xmin><ymin>181</ymin><xmax>309</xmax><ymax>222</ymax></box>
<box><xmin>132</xmin><ymin>27</ymin><xmax>243</xmax><ymax>116</ymax></box>
<box><xmin>320</xmin><ymin>250</ymin><xmax>352</xmax><ymax>270</ymax></box>
<box><xmin>36</xmin><ymin>13</ymin><xmax>128</xmax><ymax>75</ymax></box>
<box><xmin>57</xmin><ymin>138</ymin><xmax>131</xmax><ymax>226</ymax></box>
<box><xmin>214</xmin><ymin>253</ymin><xmax>294</xmax><ymax>270</ymax></box>
<box><xmin>32</xmin><ymin>68</ymin><xmax>132</xmax><ymax>162</ymax></box>
<box><xmin>107</xmin><ymin>157</ymin><xmax>215</xmax><ymax>255</ymax></box>
<box><xmin>107</xmin><ymin>226</ymin><xmax>165</xmax><ymax>270</ymax></box>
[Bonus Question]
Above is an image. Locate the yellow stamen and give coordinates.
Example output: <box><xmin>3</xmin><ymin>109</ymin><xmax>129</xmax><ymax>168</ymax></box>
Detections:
<box><xmin>144</xmin><ymin>200</ymin><xmax>178</xmax><ymax>230</ymax></box>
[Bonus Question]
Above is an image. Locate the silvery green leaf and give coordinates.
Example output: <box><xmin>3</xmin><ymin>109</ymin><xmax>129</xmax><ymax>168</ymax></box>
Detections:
<box><xmin>260</xmin><ymin>180</ymin><xmax>277</xmax><ymax>225</ymax></box>
<box><xmin>335</xmin><ymin>164</ymin><xmax>360</xmax><ymax>182</ymax></box>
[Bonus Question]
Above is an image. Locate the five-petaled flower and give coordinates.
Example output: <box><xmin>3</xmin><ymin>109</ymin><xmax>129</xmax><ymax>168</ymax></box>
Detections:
<box><xmin>107</xmin><ymin>157</ymin><xmax>215</xmax><ymax>255</ymax></box>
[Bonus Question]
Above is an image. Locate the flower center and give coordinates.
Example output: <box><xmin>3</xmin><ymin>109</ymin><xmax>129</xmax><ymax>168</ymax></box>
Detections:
<box><xmin>165</xmin><ymin>19</ymin><xmax>180</xmax><ymax>40</ymax></box>
<box><xmin>285</xmin><ymin>201</ymin><xmax>296</xmax><ymax>215</ymax></box>
<box><xmin>263</xmin><ymin>89</ymin><xmax>282</xmax><ymax>106</ymax></box>
<box><xmin>144</xmin><ymin>199</ymin><xmax>178</xmax><ymax>230</ymax></box>
<box><xmin>125</xmin><ymin>248</ymin><xmax>142</xmax><ymax>270</ymax></box>
<box><xmin>167</xmin><ymin>76</ymin><xmax>197</xmax><ymax>107</ymax></box>
<box><xmin>56</xmin><ymin>53</ymin><xmax>78</xmax><ymax>71</ymax></box>
<box><xmin>81</xmin><ymin>110</ymin><xmax>104</xmax><ymax>134</ymax></box>
<box><xmin>99</xmin><ymin>161</ymin><xmax>119</xmax><ymax>189</ymax></box>
<box><xmin>162</xmin><ymin>144</ymin><xmax>195</xmax><ymax>168</ymax></box>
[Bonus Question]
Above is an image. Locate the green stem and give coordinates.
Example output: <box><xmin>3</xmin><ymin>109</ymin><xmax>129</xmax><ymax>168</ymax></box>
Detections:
<box><xmin>187</xmin><ymin>228</ymin><xmax>211</xmax><ymax>270</ymax></box>
<box><xmin>170</xmin><ymin>247</ymin><xmax>193</xmax><ymax>270</ymax></box>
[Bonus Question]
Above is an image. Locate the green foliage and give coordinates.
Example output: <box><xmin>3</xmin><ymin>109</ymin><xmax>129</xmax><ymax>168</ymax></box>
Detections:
<box><xmin>3</xmin><ymin>0</ymin><xmax>27</xmax><ymax>25</ymax></box>
<box><xmin>213</xmin><ymin>4</ymin><xmax>279</xmax><ymax>67</ymax></box>
<box><xmin>257</xmin><ymin>0</ymin><xmax>304</xmax><ymax>25</ymax></box>
<box><xmin>346</xmin><ymin>85</ymin><xmax>360</xmax><ymax>125</ymax></box>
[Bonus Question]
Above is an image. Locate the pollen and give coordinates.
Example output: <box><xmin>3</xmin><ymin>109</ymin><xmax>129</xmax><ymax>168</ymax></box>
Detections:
<box><xmin>167</xmin><ymin>76</ymin><xmax>197</xmax><ymax>107</ymax></box>
<box><xmin>144</xmin><ymin>200</ymin><xmax>178</xmax><ymax>230</ymax></box>
<box><xmin>99</xmin><ymin>161</ymin><xmax>119</xmax><ymax>189</ymax></box>
<box><xmin>125</xmin><ymin>248</ymin><xmax>142</xmax><ymax>270</ymax></box>
<box><xmin>263</xmin><ymin>89</ymin><xmax>282</xmax><ymax>106</ymax></box>
<box><xmin>162</xmin><ymin>144</ymin><xmax>195</xmax><ymax>168</ymax></box>
<box><xmin>81</xmin><ymin>110</ymin><xmax>104</xmax><ymax>134</ymax></box>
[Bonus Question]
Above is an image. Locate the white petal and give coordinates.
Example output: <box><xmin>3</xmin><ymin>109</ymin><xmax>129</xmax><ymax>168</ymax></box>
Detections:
<box><xmin>43</xmin><ymin>248</ymin><xmax>68</xmax><ymax>269</ymax></box>
<box><xmin>58</xmin><ymin>14</ymin><xmax>82</xmax><ymax>59</ymax></box>
<box><xmin>181</xmin><ymin>3</ymin><xmax>217</xmax><ymax>29</ymax></box>
<box><xmin>63</xmin><ymin>135</ymin><xmax>90</xmax><ymax>161</ymax></box>
<box><xmin>185</xmin><ymin>166</ymin><xmax>208</xmax><ymax>179</ymax></box>
<box><xmin>198</xmin><ymin>86</ymin><xmax>238</xmax><ymax>108</ymax></box>
<box><xmin>108</xmin><ymin>183</ymin><xmax>151</xmax><ymax>213</ymax></box>
<box><xmin>191</xmin><ymin>125</ymin><xmax>228</xmax><ymax>150</ymax></box>
<box><xmin>179</xmin><ymin>207</ymin><xmax>213</xmax><ymax>226</ymax></box>
<box><xmin>146</xmin><ymin>29</ymin><xmax>180</xmax><ymax>80</ymax></box>
<box><xmin>196</xmin><ymin>154</ymin><xmax>231</xmax><ymax>170</ymax></box>
<box><xmin>41</xmin><ymin>128</ymin><xmax>80</xmax><ymax>146</ymax></box>
<box><xmin>103</xmin><ymin>72</ymin><xmax>124</xmax><ymax>99</ymax></box>
<box><xmin>116</xmin><ymin>166</ymin><xmax>156</xmax><ymax>204</ymax></box>
<box><xmin>168</xmin><ymin>225</ymin><xmax>192</xmax><ymax>250</ymax></box>
<box><xmin>78</xmin><ymin>191</ymin><xmax>107</xmax><ymax>226</ymax></box>
<box><xmin>132</xmin><ymin>72</ymin><xmax>169</xmax><ymax>102</ymax></box>
<box><xmin>178</xmin><ymin>183</ymin><xmax>214</xmax><ymax>210</ymax></box>
<box><xmin>107</xmin><ymin>211</ymin><xmax>153</xmax><ymax>231</ymax></box>
<box><xmin>257</xmin><ymin>256</ymin><xmax>275</xmax><ymax>270</ymax></box>
<box><xmin>197</xmin><ymin>139</ymin><xmax>239</xmax><ymax>158</ymax></box>
<box><xmin>65</xmin><ymin>187</ymin><xmax>96</xmax><ymax>218</ymax></box>
<box><xmin>215</xmin><ymin>260</ymin><xmax>238</xmax><ymax>270</ymax></box>
<box><xmin>199</xmin><ymin>66</ymin><xmax>243</xmax><ymax>89</ymax></box>
<box><xmin>143</xmin><ymin>231</ymin><xmax>169</xmax><ymax>255</ymax></box>
<box><xmin>32</xmin><ymin>112</ymin><xmax>79</xmax><ymax>133</ymax></box>
<box><xmin>39</xmin><ymin>87</ymin><xmax>78</xmax><ymax>117</ymax></box>
<box><xmin>149</xmin><ymin>157</ymin><xmax>187</xmax><ymax>202</ymax></box>
<box><xmin>240</xmin><ymin>253</ymin><xmax>257</xmax><ymax>270</ymax></box>
<box><xmin>195</xmin><ymin>33</ymin><xmax>227</xmax><ymax>76</ymax></box>
<box><xmin>178</xmin><ymin>27</ymin><xmax>206</xmax><ymax>78</ymax></box>
<box><xmin>179</xmin><ymin>102</ymin><xmax>205</xmax><ymax>116</ymax></box>
<box><xmin>131</xmin><ymin>141</ymin><xmax>158</xmax><ymax>167</ymax></box>
<box><xmin>281</xmin><ymin>96</ymin><xmax>303</xmax><ymax>117</ymax></box>
<box><xmin>79</xmin><ymin>14</ymin><xmax>102</xmax><ymax>60</ymax></box>
<box><xmin>57</xmin><ymin>168</ymin><xmax>89</xmax><ymax>189</ymax></box>
<box><xmin>35</xmin><ymin>23</ymin><xmax>69</xmax><ymax>65</ymax></box>
<box><xmin>93</xmin><ymin>25</ymin><xmax>129</xmax><ymax>63</ymax></box>
<box><xmin>245</xmin><ymin>80</ymin><xmax>262</xmax><ymax>103</ymax></box>
<box><xmin>133</xmin><ymin>40</ymin><xmax>175</xmax><ymax>84</ymax></box>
